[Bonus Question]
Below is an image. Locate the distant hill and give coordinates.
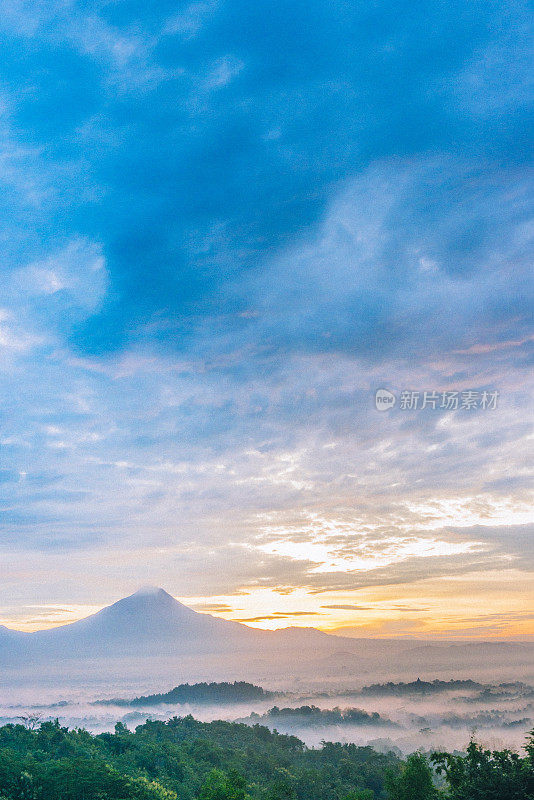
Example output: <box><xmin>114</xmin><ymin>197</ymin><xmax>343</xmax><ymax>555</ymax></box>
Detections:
<box><xmin>96</xmin><ymin>681</ymin><xmax>276</xmax><ymax>707</ymax></box>
<box><xmin>361</xmin><ymin>678</ymin><xmax>485</xmax><ymax>696</ymax></box>
<box><xmin>244</xmin><ymin>704</ymin><xmax>395</xmax><ymax>728</ymax></box>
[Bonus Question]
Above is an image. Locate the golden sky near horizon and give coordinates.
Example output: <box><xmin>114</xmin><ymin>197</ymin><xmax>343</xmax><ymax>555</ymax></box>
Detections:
<box><xmin>4</xmin><ymin>568</ymin><xmax>533</xmax><ymax>639</ymax></box>
<box><xmin>0</xmin><ymin>0</ymin><xmax>532</xmax><ymax>654</ymax></box>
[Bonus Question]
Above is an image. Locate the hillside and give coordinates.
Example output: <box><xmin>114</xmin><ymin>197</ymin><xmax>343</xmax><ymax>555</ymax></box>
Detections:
<box><xmin>96</xmin><ymin>681</ymin><xmax>276</xmax><ymax>707</ymax></box>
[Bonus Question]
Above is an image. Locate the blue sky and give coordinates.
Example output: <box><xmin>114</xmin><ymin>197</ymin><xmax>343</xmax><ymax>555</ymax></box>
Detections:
<box><xmin>0</xmin><ymin>0</ymin><xmax>533</xmax><ymax>635</ymax></box>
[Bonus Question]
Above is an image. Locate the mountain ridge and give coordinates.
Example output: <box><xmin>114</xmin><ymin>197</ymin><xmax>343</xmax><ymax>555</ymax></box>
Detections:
<box><xmin>3</xmin><ymin>588</ymin><xmax>534</xmax><ymax>647</ymax></box>
<box><xmin>2</xmin><ymin>589</ymin><xmax>533</xmax><ymax>690</ymax></box>
<box><xmin>0</xmin><ymin>587</ymin><xmax>338</xmax><ymax>664</ymax></box>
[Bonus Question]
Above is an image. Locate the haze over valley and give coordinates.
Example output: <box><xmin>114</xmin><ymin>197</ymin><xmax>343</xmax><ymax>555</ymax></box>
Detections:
<box><xmin>2</xmin><ymin>588</ymin><xmax>533</xmax><ymax>757</ymax></box>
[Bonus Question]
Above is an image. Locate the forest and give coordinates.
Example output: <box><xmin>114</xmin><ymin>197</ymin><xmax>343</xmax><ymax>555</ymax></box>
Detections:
<box><xmin>96</xmin><ymin>683</ymin><xmax>275</xmax><ymax>708</ymax></box>
<box><xmin>244</xmin><ymin>706</ymin><xmax>393</xmax><ymax>728</ymax></box>
<box><xmin>0</xmin><ymin>715</ymin><xmax>532</xmax><ymax>799</ymax></box>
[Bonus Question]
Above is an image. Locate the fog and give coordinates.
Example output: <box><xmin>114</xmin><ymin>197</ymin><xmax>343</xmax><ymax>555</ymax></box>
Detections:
<box><xmin>2</xmin><ymin>599</ymin><xmax>533</xmax><ymax>757</ymax></box>
<box><xmin>2</xmin><ymin>676</ymin><xmax>532</xmax><ymax>756</ymax></box>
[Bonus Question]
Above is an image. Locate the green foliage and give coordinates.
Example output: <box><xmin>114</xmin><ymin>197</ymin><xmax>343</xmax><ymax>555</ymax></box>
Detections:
<box><xmin>386</xmin><ymin>753</ymin><xmax>438</xmax><ymax>800</ymax></box>
<box><xmin>265</xmin><ymin>769</ymin><xmax>297</xmax><ymax>799</ymax></box>
<box><xmin>0</xmin><ymin>718</ymin><xmax>400</xmax><ymax>800</ymax></box>
<box><xmin>5</xmin><ymin>717</ymin><xmax>532</xmax><ymax>800</ymax></box>
<box><xmin>198</xmin><ymin>769</ymin><xmax>248</xmax><ymax>800</ymax></box>
<box><xmin>99</xmin><ymin>682</ymin><xmax>273</xmax><ymax>708</ymax></box>
<box><xmin>431</xmin><ymin>734</ymin><xmax>534</xmax><ymax>799</ymax></box>
<box><xmin>128</xmin><ymin>775</ymin><xmax>178</xmax><ymax>799</ymax></box>
<box><xmin>253</xmin><ymin>706</ymin><xmax>388</xmax><ymax>728</ymax></box>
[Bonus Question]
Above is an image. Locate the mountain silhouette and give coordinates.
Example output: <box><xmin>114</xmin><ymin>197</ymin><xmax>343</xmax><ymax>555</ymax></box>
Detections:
<box><xmin>1</xmin><ymin>588</ymin><xmax>532</xmax><ymax>690</ymax></box>
<box><xmin>0</xmin><ymin>587</ymin><xmax>331</xmax><ymax>664</ymax></box>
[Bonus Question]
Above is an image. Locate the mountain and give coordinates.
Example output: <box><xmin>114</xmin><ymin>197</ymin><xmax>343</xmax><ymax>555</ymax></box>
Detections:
<box><xmin>31</xmin><ymin>587</ymin><xmax>248</xmax><ymax>649</ymax></box>
<box><xmin>0</xmin><ymin>624</ymin><xmax>27</xmax><ymax>644</ymax></box>
<box><xmin>0</xmin><ymin>587</ymin><xmax>332</xmax><ymax>665</ymax></box>
<box><xmin>1</xmin><ymin>588</ymin><xmax>533</xmax><ymax>693</ymax></box>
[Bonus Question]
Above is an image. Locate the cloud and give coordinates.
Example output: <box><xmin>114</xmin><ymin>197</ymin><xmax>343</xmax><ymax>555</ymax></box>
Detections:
<box><xmin>237</xmin><ymin>158</ymin><xmax>533</xmax><ymax>363</ymax></box>
<box><xmin>0</xmin><ymin>0</ymin><xmax>530</xmax><ymax>356</ymax></box>
<box><xmin>0</xmin><ymin>0</ymin><xmax>531</xmax><ymax>634</ymax></box>
<box><xmin>193</xmin><ymin>603</ymin><xmax>237</xmax><ymax>613</ymax></box>
<box><xmin>0</xmin><ymin>469</ymin><xmax>20</xmax><ymax>484</ymax></box>
<box><xmin>234</xmin><ymin>611</ymin><xmax>319</xmax><ymax>622</ymax></box>
<box><xmin>322</xmin><ymin>605</ymin><xmax>376</xmax><ymax>611</ymax></box>
<box><xmin>321</xmin><ymin>604</ymin><xmax>430</xmax><ymax>612</ymax></box>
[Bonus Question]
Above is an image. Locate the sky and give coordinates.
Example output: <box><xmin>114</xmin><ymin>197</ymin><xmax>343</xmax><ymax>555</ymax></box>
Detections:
<box><xmin>0</xmin><ymin>0</ymin><xmax>532</xmax><ymax>638</ymax></box>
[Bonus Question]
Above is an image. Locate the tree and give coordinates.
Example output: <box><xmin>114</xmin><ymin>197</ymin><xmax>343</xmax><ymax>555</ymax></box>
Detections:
<box><xmin>17</xmin><ymin>716</ymin><xmax>41</xmax><ymax>732</ymax></box>
<box><xmin>266</xmin><ymin>775</ymin><xmax>297</xmax><ymax>800</ymax></box>
<box><xmin>4</xmin><ymin>771</ymin><xmax>38</xmax><ymax>800</ymax></box>
<box><xmin>198</xmin><ymin>769</ymin><xmax>249</xmax><ymax>800</ymax></box>
<box><xmin>386</xmin><ymin>753</ymin><xmax>438</xmax><ymax>800</ymax></box>
<box><xmin>129</xmin><ymin>775</ymin><xmax>178</xmax><ymax>799</ymax></box>
<box><xmin>432</xmin><ymin>736</ymin><xmax>534</xmax><ymax>800</ymax></box>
